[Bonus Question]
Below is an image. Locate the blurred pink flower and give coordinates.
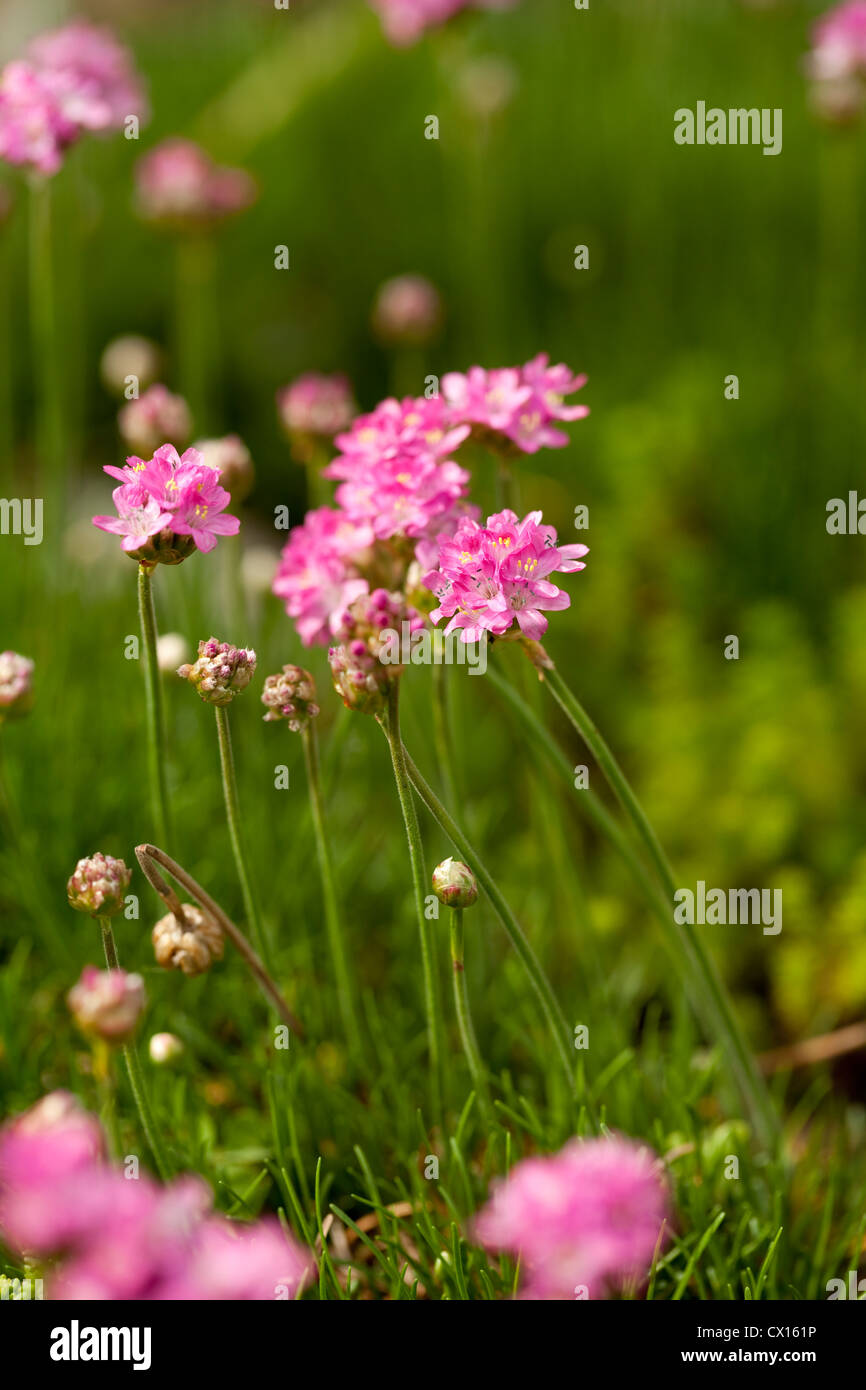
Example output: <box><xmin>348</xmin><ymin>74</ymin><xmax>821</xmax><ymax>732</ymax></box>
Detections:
<box><xmin>67</xmin><ymin>965</ymin><xmax>146</xmax><ymax>1042</ymax></box>
<box><xmin>135</xmin><ymin>138</ymin><xmax>257</xmax><ymax>229</ymax></box>
<box><xmin>0</xmin><ymin>62</ymin><xmax>74</xmax><ymax>176</ymax></box>
<box><xmin>442</xmin><ymin>353</ymin><xmax>589</xmax><ymax>454</ymax></box>
<box><xmin>424</xmin><ymin>507</ymin><xmax>588</xmax><ymax>643</ymax></box>
<box><xmin>372</xmin><ymin>274</ymin><xmax>442</xmax><ymax>344</ymax></box>
<box><xmin>325</xmin><ymin>396</ymin><xmax>470</xmax><ymax>540</ymax></box>
<box><xmin>28</xmin><ymin>20</ymin><xmax>148</xmax><ymax>131</ymax></box>
<box><xmin>474</xmin><ymin>1136</ymin><xmax>670</xmax><ymax>1300</ymax></box>
<box><xmin>808</xmin><ymin>1</ymin><xmax>866</xmax><ymax>81</ymax></box>
<box><xmin>0</xmin><ymin>651</ymin><xmax>34</xmax><ymax>722</ymax></box>
<box><xmin>277</xmin><ymin>372</ymin><xmax>357</xmax><ymax>438</ymax></box>
<box><xmin>370</xmin><ymin>0</ymin><xmax>514</xmax><ymax>46</ymax></box>
<box><xmin>118</xmin><ymin>383</ymin><xmax>191</xmax><ymax>455</ymax></box>
<box><xmin>272</xmin><ymin>507</ymin><xmax>372</xmax><ymax>647</ymax></box>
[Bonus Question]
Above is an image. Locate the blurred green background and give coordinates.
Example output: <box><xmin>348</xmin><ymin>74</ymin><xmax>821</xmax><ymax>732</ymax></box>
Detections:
<box><xmin>2</xmin><ymin>0</ymin><xmax>866</xmax><ymax>1141</ymax></box>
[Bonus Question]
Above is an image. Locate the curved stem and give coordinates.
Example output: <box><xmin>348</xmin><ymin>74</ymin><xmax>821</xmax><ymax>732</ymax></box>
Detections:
<box><xmin>135</xmin><ymin>843</ymin><xmax>303</xmax><ymax>1037</ymax></box>
<box><xmin>137</xmin><ymin>565</ymin><xmax>171</xmax><ymax>849</ymax></box>
<box><xmin>301</xmin><ymin>723</ymin><xmax>363</xmax><ymax>1056</ymax></box>
<box><xmin>537</xmin><ymin>658</ymin><xmax>779</xmax><ymax>1150</ymax></box>
<box><xmin>395</xmin><ymin>738</ymin><xmax>576</xmax><ymax>1092</ymax></box>
<box><xmin>449</xmin><ymin>908</ymin><xmax>491</xmax><ymax>1120</ymax></box>
<box><xmin>98</xmin><ymin>917</ymin><xmax>172</xmax><ymax>1181</ymax></box>
<box><xmin>214</xmin><ymin>704</ymin><xmax>270</xmax><ymax>964</ymax></box>
<box><xmin>384</xmin><ymin>681</ymin><xmax>444</xmax><ymax>1127</ymax></box>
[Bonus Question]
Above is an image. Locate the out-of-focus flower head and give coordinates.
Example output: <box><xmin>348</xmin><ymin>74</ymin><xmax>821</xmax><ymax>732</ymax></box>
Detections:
<box><xmin>325</xmin><ymin>395</ymin><xmax>470</xmax><ymax>540</ymax></box>
<box><xmin>67</xmin><ymin>852</ymin><xmax>131</xmax><ymax>918</ymax></box>
<box><xmin>135</xmin><ymin>138</ymin><xmax>257</xmax><ymax>230</ymax></box>
<box><xmin>370</xmin><ymin>0</ymin><xmax>514</xmax><ymax>47</ymax></box>
<box><xmin>118</xmin><ymin>383</ymin><xmax>191</xmax><ymax>455</ymax></box>
<box><xmin>178</xmin><ymin>637</ymin><xmax>256</xmax><ymax>706</ymax></box>
<box><xmin>272</xmin><ymin>507</ymin><xmax>373</xmax><ymax>648</ymax></box>
<box><xmin>194</xmin><ymin>434</ymin><xmax>254</xmax><ymax>504</ymax></box>
<box><xmin>0</xmin><ymin>61</ymin><xmax>77</xmax><ymax>176</ymax></box>
<box><xmin>156</xmin><ymin>632</ymin><xmax>191</xmax><ymax>673</ymax></box>
<box><xmin>0</xmin><ymin>1091</ymin><xmax>106</xmax><ymax>1254</ymax></box>
<box><xmin>277</xmin><ymin>372</ymin><xmax>357</xmax><ymax>439</ymax></box>
<box><xmin>28</xmin><ymin>20</ymin><xmax>149</xmax><ymax>132</ymax></box>
<box><xmin>93</xmin><ymin>443</ymin><xmax>241</xmax><ymax>565</ymax></box>
<box><xmin>67</xmin><ymin>965</ymin><xmax>146</xmax><ymax>1043</ymax></box>
<box><xmin>149</xmin><ymin>1031</ymin><xmax>184</xmax><ymax>1064</ymax></box>
<box><xmin>372</xmin><ymin>274</ymin><xmax>442</xmax><ymax>345</ymax></box>
<box><xmin>152</xmin><ymin>904</ymin><xmax>224</xmax><ymax>976</ymax></box>
<box><xmin>474</xmin><ymin>1136</ymin><xmax>670</xmax><ymax>1300</ymax></box>
<box><xmin>806</xmin><ymin>2</ymin><xmax>866</xmax><ymax>122</ymax></box>
<box><xmin>442</xmin><ymin>353</ymin><xmax>589</xmax><ymax>455</ymax></box>
<box><xmin>424</xmin><ymin>507</ymin><xmax>588</xmax><ymax>643</ymax></box>
<box><xmin>0</xmin><ymin>651</ymin><xmax>34</xmax><ymax>723</ymax></box>
<box><xmin>261</xmin><ymin>665</ymin><xmax>321</xmax><ymax>732</ymax></box>
<box><xmin>328</xmin><ymin>588</ymin><xmax>424</xmax><ymax>715</ymax></box>
<box><xmin>100</xmin><ymin>334</ymin><xmax>162</xmax><ymax>398</ymax></box>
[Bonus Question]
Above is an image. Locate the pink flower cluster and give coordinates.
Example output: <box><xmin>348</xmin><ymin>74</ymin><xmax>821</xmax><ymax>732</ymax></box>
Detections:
<box><xmin>0</xmin><ymin>22</ymin><xmax>146</xmax><ymax>176</ymax></box>
<box><xmin>809</xmin><ymin>1</ymin><xmax>866</xmax><ymax>81</ymax></box>
<box><xmin>0</xmin><ymin>1092</ymin><xmax>313</xmax><ymax>1300</ymax></box>
<box><xmin>118</xmin><ymin>384</ymin><xmax>191</xmax><ymax>456</ymax></box>
<box><xmin>92</xmin><ymin>444</ymin><xmax>240</xmax><ymax>564</ymax></box>
<box><xmin>442</xmin><ymin>353</ymin><xmax>589</xmax><ymax>455</ymax></box>
<box><xmin>273</xmin><ymin>507</ymin><xmax>373</xmax><ymax>647</ymax></box>
<box><xmin>424</xmin><ymin>507</ymin><xmax>588</xmax><ymax>643</ymax></box>
<box><xmin>135</xmin><ymin>138</ymin><xmax>257</xmax><ymax>229</ymax></box>
<box><xmin>277</xmin><ymin>372</ymin><xmax>357</xmax><ymax>438</ymax></box>
<box><xmin>370</xmin><ymin>0</ymin><xmax>514</xmax><ymax>46</ymax></box>
<box><xmin>474</xmin><ymin>1136</ymin><xmax>670</xmax><ymax>1300</ymax></box>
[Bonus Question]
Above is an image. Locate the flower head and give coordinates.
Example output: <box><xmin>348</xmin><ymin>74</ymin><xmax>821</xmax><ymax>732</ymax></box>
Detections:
<box><xmin>118</xmin><ymin>383</ymin><xmax>191</xmax><ymax>455</ymax></box>
<box><xmin>261</xmin><ymin>665</ymin><xmax>320</xmax><ymax>732</ymax></box>
<box><xmin>0</xmin><ymin>61</ymin><xmax>75</xmax><ymax>176</ymax></box>
<box><xmin>328</xmin><ymin>588</ymin><xmax>423</xmax><ymax>715</ymax></box>
<box><xmin>100</xmin><ymin>334</ymin><xmax>161</xmax><ymax>397</ymax></box>
<box><xmin>178</xmin><ymin>638</ymin><xmax>256</xmax><ymax>706</ymax></box>
<box><xmin>93</xmin><ymin>443</ymin><xmax>240</xmax><ymax>564</ymax></box>
<box><xmin>432</xmin><ymin>857</ymin><xmax>478</xmax><ymax>909</ymax></box>
<box><xmin>424</xmin><ymin>507</ymin><xmax>588</xmax><ymax>643</ymax></box>
<box><xmin>67</xmin><ymin>965</ymin><xmax>146</xmax><ymax>1042</ymax></box>
<box><xmin>149</xmin><ymin>1032</ymin><xmax>184</xmax><ymax>1065</ymax></box>
<box><xmin>278</xmin><ymin>372</ymin><xmax>356</xmax><ymax>438</ymax></box>
<box><xmin>153</xmin><ymin>904</ymin><xmax>224</xmax><ymax>977</ymax></box>
<box><xmin>370</xmin><ymin>0</ymin><xmax>514</xmax><ymax>46</ymax></box>
<box><xmin>809</xmin><ymin>2</ymin><xmax>866</xmax><ymax>82</ymax></box>
<box><xmin>372</xmin><ymin>274</ymin><xmax>442</xmax><ymax>345</ymax></box>
<box><xmin>443</xmin><ymin>353</ymin><xmax>589</xmax><ymax>455</ymax></box>
<box><xmin>474</xmin><ymin>1136</ymin><xmax>670</xmax><ymax>1300</ymax></box>
<box><xmin>67</xmin><ymin>853</ymin><xmax>131</xmax><ymax>917</ymax></box>
<box><xmin>272</xmin><ymin>506</ymin><xmax>373</xmax><ymax>647</ymax></box>
<box><xmin>135</xmin><ymin>138</ymin><xmax>257</xmax><ymax>229</ymax></box>
<box><xmin>28</xmin><ymin>21</ymin><xmax>148</xmax><ymax>133</ymax></box>
<box><xmin>0</xmin><ymin>651</ymin><xmax>34</xmax><ymax>722</ymax></box>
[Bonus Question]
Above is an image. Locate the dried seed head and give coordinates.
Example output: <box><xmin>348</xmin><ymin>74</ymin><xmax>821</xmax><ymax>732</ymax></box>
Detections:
<box><xmin>152</xmin><ymin>904</ymin><xmax>224</xmax><ymax>977</ymax></box>
<box><xmin>432</xmin><ymin>858</ymin><xmax>478</xmax><ymax>910</ymax></box>
<box><xmin>67</xmin><ymin>966</ymin><xmax>146</xmax><ymax>1043</ymax></box>
<box><xmin>67</xmin><ymin>853</ymin><xmax>131</xmax><ymax>918</ymax></box>
<box><xmin>178</xmin><ymin>637</ymin><xmax>256</xmax><ymax>706</ymax></box>
<box><xmin>261</xmin><ymin>665</ymin><xmax>320</xmax><ymax>732</ymax></box>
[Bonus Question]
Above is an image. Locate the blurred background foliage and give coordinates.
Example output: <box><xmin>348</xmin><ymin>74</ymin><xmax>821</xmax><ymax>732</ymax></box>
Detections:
<box><xmin>1</xmin><ymin>0</ymin><xmax>866</xmax><ymax>1142</ymax></box>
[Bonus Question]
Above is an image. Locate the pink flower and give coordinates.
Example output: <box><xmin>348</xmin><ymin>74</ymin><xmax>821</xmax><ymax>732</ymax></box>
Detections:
<box><xmin>160</xmin><ymin>1215</ymin><xmax>312</xmax><ymax>1300</ymax></box>
<box><xmin>370</xmin><ymin>0</ymin><xmax>514</xmax><ymax>46</ymax></box>
<box><xmin>372</xmin><ymin>274</ymin><xmax>442</xmax><ymax>344</ymax></box>
<box><xmin>67</xmin><ymin>965</ymin><xmax>146</xmax><ymax>1042</ymax></box>
<box><xmin>28</xmin><ymin>21</ymin><xmax>148</xmax><ymax>132</ymax></box>
<box><xmin>325</xmin><ymin>396</ymin><xmax>470</xmax><ymax>540</ymax></box>
<box><xmin>277</xmin><ymin>372</ymin><xmax>357</xmax><ymax>437</ymax></box>
<box><xmin>135</xmin><ymin>138</ymin><xmax>257</xmax><ymax>228</ymax></box>
<box><xmin>474</xmin><ymin>1136</ymin><xmax>670</xmax><ymax>1300</ymax></box>
<box><xmin>272</xmin><ymin>507</ymin><xmax>372</xmax><ymax>647</ymax></box>
<box><xmin>93</xmin><ymin>444</ymin><xmax>240</xmax><ymax>563</ymax></box>
<box><xmin>0</xmin><ymin>651</ymin><xmax>34</xmax><ymax>722</ymax></box>
<box><xmin>0</xmin><ymin>62</ymin><xmax>74</xmax><ymax>176</ymax></box>
<box><xmin>424</xmin><ymin>507</ymin><xmax>588</xmax><ymax>643</ymax></box>
<box><xmin>0</xmin><ymin>1091</ymin><xmax>106</xmax><ymax>1255</ymax></box>
<box><xmin>442</xmin><ymin>353</ymin><xmax>589</xmax><ymax>454</ymax></box>
<box><xmin>808</xmin><ymin>2</ymin><xmax>866</xmax><ymax>81</ymax></box>
<box><xmin>118</xmin><ymin>383</ymin><xmax>191</xmax><ymax>455</ymax></box>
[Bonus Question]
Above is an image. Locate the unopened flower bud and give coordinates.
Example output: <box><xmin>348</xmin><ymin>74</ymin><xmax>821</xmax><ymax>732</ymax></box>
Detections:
<box><xmin>67</xmin><ymin>853</ymin><xmax>131</xmax><ymax>918</ymax></box>
<box><xmin>0</xmin><ymin>651</ymin><xmax>34</xmax><ymax>723</ymax></box>
<box><xmin>432</xmin><ymin>858</ymin><xmax>478</xmax><ymax>909</ymax></box>
<box><xmin>100</xmin><ymin>335</ymin><xmax>161</xmax><ymax>398</ymax></box>
<box><xmin>152</xmin><ymin>904</ymin><xmax>224</xmax><ymax>976</ymax></box>
<box><xmin>178</xmin><ymin>637</ymin><xmax>256</xmax><ymax>706</ymax></box>
<box><xmin>67</xmin><ymin>966</ymin><xmax>146</xmax><ymax>1042</ymax></box>
<box><xmin>261</xmin><ymin>665</ymin><xmax>320</xmax><ymax>732</ymax></box>
<box><xmin>149</xmin><ymin>1031</ymin><xmax>184</xmax><ymax>1064</ymax></box>
<box><xmin>194</xmin><ymin>434</ymin><xmax>254</xmax><ymax>504</ymax></box>
<box><xmin>328</xmin><ymin>589</ymin><xmax>424</xmax><ymax>716</ymax></box>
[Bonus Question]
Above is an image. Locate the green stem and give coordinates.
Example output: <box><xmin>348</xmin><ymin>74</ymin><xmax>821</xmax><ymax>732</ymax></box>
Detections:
<box><xmin>175</xmin><ymin>234</ymin><xmax>216</xmax><ymax>433</ymax></box>
<box><xmin>431</xmin><ymin>662</ymin><xmax>459</xmax><ymax>811</ymax></box>
<box><xmin>28</xmin><ymin>178</ymin><xmax>64</xmax><ymax>485</ymax></box>
<box><xmin>137</xmin><ymin>565</ymin><xmax>171</xmax><ymax>849</ymax></box>
<box><xmin>99</xmin><ymin>918</ymin><xmax>171</xmax><ymax>1180</ymax></box>
<box><xmin>449</xmin><ymin>908</ymin><xmax>491</xmax><ymax>1120</ymax></box>
<box><xmin>302</xmin><ymin>723</ymin><xmax>363</xmax><ymax>1056</ymax></box>
<box><xmin>384</xmin><ymin>681</ymin><xmax>444</xmax><ymax>1126</ymax></box>
<box><xmin>396</xmin><ymin>739</ymin><xmax>576</xmax><ymax>1092</ymax></box>
<box><xmin>538</xmin><ymin>658</ymin><xmax>779</xmax><ymax>1150</ymax></box>
<box><xmin>214</xmin><ymin>704</ymin><xmax>270</xmax><ymax>964</ymax></box>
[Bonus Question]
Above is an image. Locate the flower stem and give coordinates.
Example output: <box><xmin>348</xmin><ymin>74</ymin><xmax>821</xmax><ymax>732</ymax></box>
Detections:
<box><xmin>301</xmin><ymin>723</ymin><xmax>363</xmax><ymax>1057</ymax></box>
<box><xmin>384</xmin><ymin>681</ymin><xmax>445</xmax><ymax>1126</ymax></box>
<box><xmin>98</xmin><ymin>917</ymin><xmax>172</xmax><ymax>1181</ymax></box>
<box><xmin>214</xmin><ymin>704</ymin><xmax>270</xmax><ymax>964</ymax></box>
<box><xmin>537</xmin><ymin>657</ymin><xmax>779</xmax><ymax>1150</ymax></box>
<box><xmin>431</xmin><ymin>662</ymin><xmax>459</xmax><ymax>811</ymax></box>
<box><xmin>28</xmin><ymin>177</ymin><xmax>64</xmax><ymax>486</ymax></box>
<box><xmin>395</xmin><ymin>738</ymin><xmax>576</xmax><ymax>1092</ymax></box>
<box><xmin>137</xmin><ymin>565</ymin><xmax>171</xmax><ymax>849</ymax></box>
<box><xmin>449</xmin><ymin>908</ymin><xmax>492</xmax><ymax>1121</ymax></box>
